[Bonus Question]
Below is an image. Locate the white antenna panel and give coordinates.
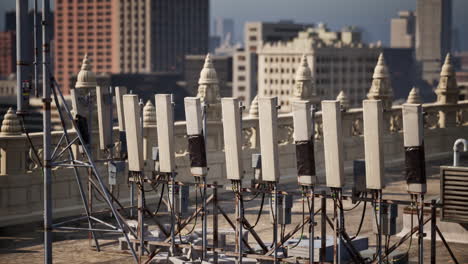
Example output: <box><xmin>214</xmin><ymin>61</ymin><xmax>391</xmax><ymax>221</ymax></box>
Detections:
<box><xmin>258</xmin><ymin>97</ymin><xmax>280</xmax><ymax>182</ymax></box>
<box><xmin>321</xmin><ymin>100</ymin><xmax>344</xmax><ymax>188</ymax></box>
<box><xmin>115</xmin><ymin>86</ymin><xmax>127</xmax><ymax>132</ymax></box>
<box><xmin>221</xmin><ymin>98</ymin><xmax>243</xmax><ymax>180</ymax></box>
<box><xmin>363</xmin><ymin>100</ymin><xmax>385</xmax><ymax>190</ymax></box>
<box><xmin>184</xmin><ymin>97</ymin><xmax>203</xmax><ymax>136</ymax></box>
<box><xmin>123</xmin><ymin>95</ymin><xmax>144</xmax><ymax>172</ymax></box>
<box><xmin>292</xmin><ymin>100</ymin><xmax>312</xmax><ymax>141</ymax></box>
<box><xmin>96</xmin><ymin>86</ymin><xmax>112</xmax><ymax>150</ymax></box>
<box><xmin>155</xmin><ymin>94</ymin><xmax>176</xmax><ymax>173</ymax></box>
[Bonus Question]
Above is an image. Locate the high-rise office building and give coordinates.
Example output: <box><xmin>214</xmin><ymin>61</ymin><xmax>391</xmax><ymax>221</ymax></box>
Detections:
<box><xmin>416</xmin><ymin>0</ymin><xmax>452</xmax><ymax>84</ymax></box>
<box><xmin>258</xmin><ymin>26</ymin><xmax>381</xmax><ymax>112</ymax></box>
<box><xmin>233</xmin><ymin>21</ymin><xmax>313</xmax><ymax>108</ymax></box>
<box><xmin>0</xmin><ymin>31</ymin><xmax>16</xmax><ymax>78</ymax></box>
<box><xmin>390</xmin><ymin>11</ymin><xmax>415</xmax><ymax>48</ymax></box>
<box><xmin>213</xmin><ymin>18</ymin><xmax>234</xmax><ymax>44</ymax></box>
<box><xmin>54</xmin><ymin>0</ymin><xmax>208</xmax><ymax>94</ymax></box>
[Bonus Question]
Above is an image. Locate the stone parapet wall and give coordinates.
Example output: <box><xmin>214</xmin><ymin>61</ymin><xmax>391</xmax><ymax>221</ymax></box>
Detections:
<box><xmin>1</xmin><ymin>101</ymin><xmax>468</xmax><ymax>227</ymax></box>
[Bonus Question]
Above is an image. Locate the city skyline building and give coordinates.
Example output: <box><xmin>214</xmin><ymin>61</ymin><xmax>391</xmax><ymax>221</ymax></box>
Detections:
<box><xmin>0</xmin><ymin>31</ymin><xmax>15</xmax><ymax>78</ymax></box>
<box><xmin>257</xmin><ymin>25</ymin><xmax>381</xmax><ymax>112</ymax></box>
<box><xmin>233</xmin><ymin>20</ymin><xmax>314</xmax><ymax>108</ymax></box>
<box><xmin>54</xmin><ymin>0</ymin><xmax>208</xmax><ymax>94</ymax></box>
<box><xmin>390</xmin><ymin>10</ymin><xmax>415</xmax><ymax>49</ymax></box>
<box><xmin>213</xmin><ymin>17</ymin><xmax>234</xmax><ymax>44</ymax></box>
<box><xmin>416</xmin><ymin>0</ymin><xmax>452</xmax><ymax>84</ymax></box>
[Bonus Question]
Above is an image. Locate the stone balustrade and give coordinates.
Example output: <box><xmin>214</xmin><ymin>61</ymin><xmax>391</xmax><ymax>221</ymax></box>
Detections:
<box><xmin>1</xmin><ymin>101</ymin><xmax>468</xmax><ymax>227</ymax></box>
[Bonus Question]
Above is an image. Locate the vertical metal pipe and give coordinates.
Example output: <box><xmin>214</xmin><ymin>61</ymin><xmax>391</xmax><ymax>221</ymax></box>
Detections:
<box><xmin>130</xmin><ymin>183</ymin><xmax>135</xmax><ymax>218</ymax></box>
<box><xmin>320</xmin><ymin>191</ymin><xmax>326</xmax><ymax>262</ymax></box>
<box><xmin>170</xmin><ymin>172</ymin><xmax>175</xmax><ymax>256</ymax></box>
<box><xmin>202</xmin><ymin>103</ymin><xmax>207</xmax><ymax>260</ymax></box>
<box><xmin>236</xmin><ymin>181</ymin><xmax>243</xmax><ymax>264</ymax></box>
<box><xmin>33</xmin><ymin>0</ymin><xmax>39</xmax><ymax>97</ymax></box>
<box><xmin>87</xmin><ymin>91</ymin><xmax>94</xmax><ymax>247</ymax></box>
<box><xmin>41</xmin><ymin>0</ymin><xmax>52</xmax><ymax>263</ymax></box>
<box><xmin>273</xmin><ymin>184</ymin><xmax>278</xmax><ymax>264</ymax></box>
<box><xmin>309</xmin><ymin>188</ymin><xmax>315</xmax><ymax>263</ymax></box>
<box><xmin>16</xmin><ymin>0</ymin><xmax>29</xmax><ymax>113</ymax></box>
<box><xmin>108</xmin><ymin>87</ymin><xmax>114</xmax><ymax>218</ymax></box>
<box><xmin>333</xmin><ymin>190</ymin><xmax>338</xmax><ymax>264</ymax></box>
<box><xmin>377</xmin><ymin>190</ymin><xmax>383</xmax><ymax>264</ymax></box>
<box><xmin>430</xmin><ymin>199</ymin><xmax>436</xmax><ymax>264</ymax></box>
<box><xmin>213</xmin><ymin>181</ymin><xmax>219</xmax><ymax>263</ymax></box>
<box><xmin>138</xmin><ymin>172</ymin><xmax>144</xmax><ymax>263</ymax></box>
<box><xmin>338</xmin><ymin>189</ymin><xmax>343</xmax><ymax>264</ymax></box>
<box><xmin>418</xmin><ymin>195</ymin><xmax>425</xmax><ymax>264</ymax></box>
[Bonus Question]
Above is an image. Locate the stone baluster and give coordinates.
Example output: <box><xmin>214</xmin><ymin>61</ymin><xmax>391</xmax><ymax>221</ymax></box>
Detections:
<box><xmin>435</xmin><ymin>54</ymin><xmax>459</xmax><ymax>128</ymax></box>
<box><xmin>0</xmin><ymin>108</ymin><xmax>26</xmax><ymax>175</ymax></box>
<box><xmin>143</xmin><ymin>100</ymin><xmax>157</xmax><ymax>173</ymax></box>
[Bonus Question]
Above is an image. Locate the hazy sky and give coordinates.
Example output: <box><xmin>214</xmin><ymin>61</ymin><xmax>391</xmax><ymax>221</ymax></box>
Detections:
<box><xmin>212</xmin><ymin>0</ymin><xmax>468</xmax><ymax>51</ymax></box>
<box><xmin>1</xmin><ymin>0</ymin><xmax>467</xmax><ymax>51</ymax></box>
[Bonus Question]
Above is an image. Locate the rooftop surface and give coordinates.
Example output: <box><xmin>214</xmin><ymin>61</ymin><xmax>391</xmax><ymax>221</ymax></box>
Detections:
<box><xmin>1</xmin><ymin>156</ymin><xmax>467</xmax><ymax>263</ymax></box>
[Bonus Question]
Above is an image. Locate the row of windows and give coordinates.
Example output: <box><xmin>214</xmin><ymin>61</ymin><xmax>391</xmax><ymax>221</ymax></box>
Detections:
<box><xmin>264</xmin><ymin>56</ymin><xmax>378</xmax><ymax>65</ymax></box>
<box><xmin>57</xmin><ymin>18</ymin><xmax>111</xmax><ymax>24</ymax></box>
<box><xmin>57</xmin><ymin>11</ymin><xmax>111</xmax><ymax>17</ymax></box>
<box><xmin>56</xmin><ymin>25</ymin><xmax>111</xmax><ymax>31</ymax></box>
<box><xmin>315</xmin><ymin>66</ymin><xmax>374</xmax><ymax>74</ymax></box>
<box><xmin>120</xmin><ymin>63</ymin><xmax>146</xmax><ymax>69</ymax></box>
<box><xmin>264</xmin><ymin>57</ymin><xmax>299</xmax><ymax>63</ymax></box>
<box><xmin>263</xmin><ymin>68</ymin><xmax>296</xmax><ymax>74</ymax></box>
<box><xmin>57</xmin><ymin>0</ymin><xmax>112</xmax><ymax>6</ymax></box>
<box><xmin>316</xmin><ymin>56</ymin><xmax>377</xmax><ymax>63</ymax></box>
<box><xmin>263</xmin><ymin>79</ymin><xmax>297</xmax><ymax>85</ymax></box>
<box><xmin>316</xmin><ymin>78</ymin><xmax>372</xmax><ymax>85</ymax></box>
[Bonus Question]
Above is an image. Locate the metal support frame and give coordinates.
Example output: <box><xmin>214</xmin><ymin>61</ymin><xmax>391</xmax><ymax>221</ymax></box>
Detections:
<box><xmin>42</xmin><ymin>0</ymin><xmax>52</xmax><ymax>262</ymax></box>
<box><xmin>39</xmin><ymin>42</ymin><xmax>145</xmax><ymax>264</ymax></box>
<box><xmin>170</xmin><ymin>172</ymin><xmax>176</xmax><ymax>256</ymax></box>
<box><xmin>273</xmin><ymin>183</ymin><xmax>278</xmax><ymax>264</ymax></box>
<box><xmin>376</xmin><ymin>190</ymin><xmax>383</xmax><ymax>264</ymax></box>
<box><xmin>201</xmin><ymin>102</ymin><xmax>208</xmax><ymax>261</ymax></box>
<box><xmin>234</xmin><ymin>180</ymin><xmax>243</xmax><ymax>264</ymax></box>
<box><xmin>309</xmin><ymin>187</ymin><xmax>315</xmax><ymax>263</ymax></box>
<box><xmin>418</xmin><ymin>194</ymin><xmax>425</xmax><ymax>264</ymax></box>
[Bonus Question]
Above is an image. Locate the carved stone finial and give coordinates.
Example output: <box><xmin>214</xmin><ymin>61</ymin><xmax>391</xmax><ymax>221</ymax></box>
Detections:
<box><xmin>367</xmin><ymin>53</ymin><xmax>393</xmax><ymax>110</ymax></box>
<box><xmin>293</xmin><ymin>54</ymin><xmax>319</xmax><ymax>104</ymax></box>
<box><xmin>249</xmin><ymin>95</ymin><xmax>259</xmax><ymax>117</ymax></box>
<box><xmin>435</xmin><ymin>53</ymin><xmax>458</xmax><ymax>104</ymax></box>
<box><xmin>197</xmin><ymin>54</ymin><xmax>221</xmax><ymax>120</ymax></box>
<box><xmin>198</xmin><ymin>53</ymin><xmax>218</xmax><ymax>85</ymax></box>
<box><xmin>440</xmin><ymin>53</ymin><xmax>454</xmax><ymax>77</ymax></box>
<box><xmin>336</xmin><ymin>90</ymin><xmax>350</xmax><ymax>110</ymax></box>
<box><xmin>143</xmin><ymin>100</ymin><xmax>156</xmax><ymax>127</ymax></box>
<box><xmin>1</xmin><ymin>108</ymin><xmax>22</xmax><ymax>135</ymax></box>
<box><xmin>75</xmin><ymin>54</ymin><xmax>97</xmax><ymax>89</ymax></box>
<box><xmin>406</xmin><ymin>87</ymin><xmax>422</xmax><ymax>104</ymax></box>
<box><xmin>295</xmin><ymin>54</ymin><xmax>312</xmax><ymax>82</ymax></box>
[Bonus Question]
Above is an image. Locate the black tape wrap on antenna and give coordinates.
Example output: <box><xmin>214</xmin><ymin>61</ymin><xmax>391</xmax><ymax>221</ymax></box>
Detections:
<box><xmin>188</xmin><ymin>134</ymin><xmax>207</xmax><ymax>167</ymax></box>
<box><xmin>405</xmin><ymin>144</ymin><xmax>426</xmax><ymax>184</ymax></box>
<box><xmin>295</xmin><ymin>139</ymin><xmax>315</xmax><ymax>176</ymax></box>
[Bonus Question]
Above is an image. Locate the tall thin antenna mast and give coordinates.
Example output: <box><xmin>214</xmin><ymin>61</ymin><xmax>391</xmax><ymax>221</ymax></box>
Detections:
<box><xmin>16</xmin><ymin>0</ymin><xmax>30</xmax><ymax>114</ymax></box>
<box><xmin>42</xmin><ymin>0</ymin><xmax>52</xmax><ymax>262</ymax></box>
<box><xmin>34</xmin><ymin>0</ymin><xmax>39</xmax><ymax>97</ymax></box>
